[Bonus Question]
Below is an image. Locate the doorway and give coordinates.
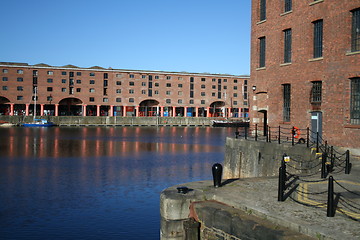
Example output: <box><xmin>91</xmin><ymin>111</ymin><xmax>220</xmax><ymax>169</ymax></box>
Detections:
<box><xmin>310</xmin><ymin>111</ymin><xmax>322</xmax><ymax>143</ymax></box>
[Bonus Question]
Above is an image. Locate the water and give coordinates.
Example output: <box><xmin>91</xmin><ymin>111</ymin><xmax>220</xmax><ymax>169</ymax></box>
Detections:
<box><xmin>0</xmin><ymin>126</ymin><xmax>236</xmax><ymax>240</ymax></box>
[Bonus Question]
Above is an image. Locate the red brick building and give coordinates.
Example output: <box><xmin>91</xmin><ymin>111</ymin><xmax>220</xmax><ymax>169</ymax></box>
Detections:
<box><xmin>250</xmin><ymin>0</ymin><xmax>360</xmax><ymax>151</ymax></box>
<box><xmin>0</xmin><ymin>62</ymin><xmax>249</xmax><ymax>119</ymax></box>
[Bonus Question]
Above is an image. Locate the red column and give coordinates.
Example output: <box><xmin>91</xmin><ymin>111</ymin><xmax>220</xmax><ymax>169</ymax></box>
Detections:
<box><xmin>207</xmin><ymin>107</ymin><xmax>210</xmax><ymax>117</ymax></box>
<box><xmin>83</xmin><ymin>104</ymin><xmax>87</xmax><ymax>116</ymax></box>
<box><xmin>40</xmin><ymin>104</ymin><xmax>44</xmax><ymax>116</ymax></box>
<box><xmin>195</xmin><ymin>107</ymin><xmax>198</xmax><ymax>117</ymax></box>
<box><xmin>135</xmin><ymin>106</ymin><xmax>139</xmax><ymax>117</ymax></box>
<box><xmin>10</xmin><ymin>103</ymin><xmax>14</xmax><ymax>116</ymax></box>
<box><xmin>160</xmin><ymin>106</ymin><xmax>164</xmax><ymax>117</ymax></box>
<box><xmin>172</xmin><ymin>106</ymin><xmax>176</xmax><ymax>117</ymax></box>
<box><xmin>55</xmin><ymin>104</ymin><xmax>59</xmax><ymax>116</ymax></box>
<box><xmin>97</xmin><ymin>105</ymin><xmax>100</xmax><ymax>117</ymax></box>
<box><xmin>123</xmin><ymin>106</ymin><xmax>126</xmax><ymax>117</ymax></box>
<box><xmin>25</xmin><ymin>104</ymin><xmax>30</xmax><ymax>116</ymax></box>
<box><xmin>184</xmin><ymin>107</ymin><xmax>188</xmax><ymax>117</ymax></box>
<box><xmin>109</xmin><ymin>105</ymin><xmax>114</xmax><ymax>117</ymax></box>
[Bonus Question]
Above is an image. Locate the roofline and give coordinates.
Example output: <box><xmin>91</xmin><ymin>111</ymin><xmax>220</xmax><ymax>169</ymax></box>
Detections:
<box><xmin>0</xmin><ymin>62</ymin><xmax>250</xmax><ymax>78</ymax></box>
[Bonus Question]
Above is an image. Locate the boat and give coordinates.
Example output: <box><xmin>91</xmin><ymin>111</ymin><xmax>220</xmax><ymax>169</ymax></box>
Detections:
<box><xmin>23</xmin><ymin>118</ymin><xmax>56</xmax><ymax>127</ymax></box>
<box><xmin>211</xmin><ymin>119</ymin><xmax>249</xmax><ymax>127</ymax></box>
<box><xmin>0</xmin><ymin>120</ymin><xmax>15</xmax><ymax>127</ymax></box>
<box><xmin>21</xmin><ymin>86</ymin><xmax>56</xmax><ymax>127</ymax></box>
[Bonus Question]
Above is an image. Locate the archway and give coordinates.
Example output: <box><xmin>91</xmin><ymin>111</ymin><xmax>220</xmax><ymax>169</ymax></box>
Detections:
<box><xmin>0</xmin><ymin>96</ymin><xmax>11</xmax><ymax>115</ymax></box>
<box><xmin>209</xmin><ymin>101</ymin><xmax>226</xmax><ymax>117</ymax></box>
<box><xmin>58</xmin><ymin>98</ymin><xmax>83</xmax><ymax>116</ymax></box>
<box><xmin>139</xmin><ymin>99</ymin><xmax>160</xmax><ymax>116</ymax></box>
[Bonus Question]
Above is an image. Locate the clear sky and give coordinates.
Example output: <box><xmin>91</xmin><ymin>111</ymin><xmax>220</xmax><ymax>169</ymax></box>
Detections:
<box><xmin>1</xmin><ymin>0</ymin><xmax>251</xmax><ymax>75</ymax></box>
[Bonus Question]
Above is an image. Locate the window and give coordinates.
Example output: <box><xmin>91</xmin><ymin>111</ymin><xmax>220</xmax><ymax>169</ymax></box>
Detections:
<box><xmin>103</xmin><ymin>80</ymin><xmax>108</xmax><ymax>87</ymax></box>
<box><xmin>178</xmin><ymin>84</ymin><xmax>183</xmax><ymax>88</ymax></box>
<box><xmin>201</xmin><ymin>100</ymin><xmax>205</xmax><ymax>104</ymax></box>
<box><xmin>104</xmin><ymin>73</ymin><xmax>108</xmax><ymax>79</ymax></box>
<box><xmin>77</xmin><ymin>72</ymin><xmax>81</xmax><ymax>76</ymax></box>
<box><xmin>244</xmin><ymin>80</ymin><xmax>248</xmax><ymax>85</ymax></box>
<box><xmin>155</xmin><ymin>83</ymin><xmax>159</xmax><ymax>87</ymax></box>
<box><xmin>234</xmin><ymin>86</ymin><xmax>238</xmax><ymax>90</ymax></box>
<box><xmin>103</xmin><ymin>98</ymin><xmax>108</xmax><ymax>102</ymax></box>
<box><xmin>17</xmin><ymin>96</ymin><xmax>23</xmax><ymax>100</ymax></box>
<box><xmin>212</xmin><ymin>78</ymin><xmax>216</xmax><ymax>82</ymax></box>
<box><xmin>116</xmin><ymin>81</ymin><xmax>121</xmax><ymax>85</ymax></box>
<box><xmin>166</xmin><ymin>91</ymin><xmax>171</xmax><ymax>95</ymax></box>
<box><xmin>201</xmin><ymin>84</ymin><xmax>206</xmax><ymax>89</ymax></box>
<box><xmin>178</xmin><ymin>91</ymin><xmax>183</xmax><ymax>95</ymax></box>
<box><xmin>233</xmin><ymin>101</ymin><xmax>238</xmax><ymax>105</ymax></box>
<box><xmin>90</xmin><ymin>97</ymin><xmax>95</xmax><ymax>102</ymax></box>
<box><xmin>234</xmin><ymin>93</ymin><xmax>238</xmax><ymax>97</ymax></box>
<box><xmin>47</xmin><ymin>78</ymin><xmax>53</xmax><ymax>83</ymax></box>
<box><xmin>62</xmin><ymin>88</ymin><xmax>66</xmax><ymax>92</ymax></box>
<box><xmin>166</xmin><ymin>76</ymin><xmax>171</xmax><ymax>80</ymax></box>
<box><xmin>33</xmin><ymin>70</ymin><xmax>38</xmax><ymax>76</ymax></box>
<box><xmin>2</xmin><ymin>77</ymin><xmax>8</xmax><ymax>81</ymax></box>
<box><xmin>69</xmin><ymin>72</ymin><xmax>74</xmax><ymax>77</ymax></box>
<box><xmin>116</xmin><ymin>89</ymin><xmax>121</xmax><ymax>93</ymax></box>
<box><xmin>2</xmin><ymin>86</ymin><xmax>7</xmax><ymax>90</ymax></box>
<box><xmin>190</xmin><ymin>77</ymin><xmax>194</xmax><ymax>82</ymax></box>
<box><xmin>116</xmin><ymin>98</ymin><xmax>121</xmax><ymax>102</ymax></box>
<box><xmin>129</xmin><ymin>89</ymin><xmax>134</xmax><ymax>94</ymax></box>
<box><xmin>76</xmin><ymin>80</ymin><xmax>81</xmax><ymax>84</ymax></box>
<box><xmin>260</xmin><ymin>0</ymin><xmax>266</xmax><ymax>21</ymax></box>
<box><xmin>311</xmin><ymin>81</ymin><xmax>322</xmax><ymax>103</ymax></box>
<box><xmin>90</xmin><ymin>72</ymin><xmax>95</xmax><ymax>76</ymax></box>
<box><xmin>141</xmin><ymin>82</ymin><xmax>146</xmax><ymax>86</ymax></box>
<box><xmin>259</xmin><ymin>37</ymin><xmax>266</xmax><ymax>67</ymax></box>
<box><xmin>234</xmin><ymin>79</ymin><xmax>238</xmax><ymax>83</ymax></box>
<box><xmin>17</xmin><ymin>86</ymin><xmax>23</xmax><ymax>91</ymax></box>
<box><xmin>166</xmin><ymin>99</ymin><xmax>171</xmax><ymax>104</ymax></box>
<box><xmin>62</xmin><ymin>71</ymin><xmax>67</xmax><ymax>75</ymax></box>
<box><xmin>17</xmin><ymin>69</ymin><xmax>23</xmax><ymax>74</ymax></box>
<box><xmin>283</xmin><ymin>84</ymin><xmax>291</xmax><ymax>122</ymax></box>
<box><xmin>116</xmin><ymin>74</ymin><xmax>122</xmax><ymax>78</ymax></box>
<box><xmin>129</xmin><ymin>74</ymin><xmax>134</xmax><ymax>78</ymax></box>
<box><xmin>351</xmin><ymin>78</ymin><xmax>360</xmax><ymax>124</ymax></box>
<box><xmin>212</xmin><ymin>85</ymin><xmax>216</xmax><ymax>89</ymax></box>
<box><xmin>90</xmin><ymin>80</ymin><xmax>95</xmax><ymax>84</ymax></box>
<box><xmin>284</xmin><ymin>0</ymin><xmax>292</xmax><ymax>12</ymax></box>
<box><xmin>212</xmin><ymin>92</ymin><xmax>216</xmax><ymax>97</ymax></box>
<box><xmin>313</xmin><ymin>20</ymin><xmax>323</xmax><ymax>58</ymax></box>
<box><xmin>351</xmin><ymin>8</ymin><xmax>360</xmax><ymax>52</ymax></box>
<box><xmin>201</xmin><ymin>78</ymin><xmax>206</xmax><ymax>82</ymax></box>
<box><xmin>155</xmin><ymin>90</ymin><xmax>159</xmax><ymax>95</ymax></box>
<box><xmin>166</xmin><ymin>83</ymin><xmax>171</xmax><ymax>87</ymax></box>
<box><xmin>129</xmin><ymin>82</ymin><xmax>134</xmax><ymax>86</ymax></box>
<box><xmin>178</xmin><ymin>99</ymin><xmax>182</xmax><ymax>104</ymax></box>
<box><xmin>90</xmin><ymin>88</ymin><xmax>95</xmax><ymax>93</ymax></box>
<box><xmin>62</xmin><ymin>79</ymin><xmax>66</xmax><ymax>84</ymax></box>
<box><xmin>47</xmin><ymin>71</ymin><xmax>54</xmax><ymax>75</ymax></box>
<box><xmin>17</xmin><ymin>77</ymin><xmax>23</xmax><ymax>82</ymax></box>
<box><xmin>129</xmin><ymin>98</ymin><xmax>134</xmax><ymax>103</ymax></box>
<box><xmin>76</xmin><ymin>88</ymin><xmax>81</xmax><ymax>92</ymax></box>
<box><xmin>141</xmin><ymin>90</ymin><xmax>146</xmax><ymax>94</ymax></box>
<box><xmin>2</xmin><ymin>69</ymin><xmax>8</xmax><ymax>73</ymax></box>
<box><xmin>155</xmin><ymin>76</ymin><xmax>159</xmax><ymax>79</ymax></box>
<box><xmin>284</xmin><ymin>29</ymin><xmax>292</xmax><ymax>63</ymax></box>
<box><xmin>201</xmin><ymin>92</ymin><xmax>206</xmax><ymax>96</ymax></box>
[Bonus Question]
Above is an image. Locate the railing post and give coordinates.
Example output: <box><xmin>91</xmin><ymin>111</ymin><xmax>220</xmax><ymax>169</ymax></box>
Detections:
<box><xmin>291</xmin><ymin>126</ymin><xmax>295</xmax><ymax>146</ymax></box>
<box><xmin>244</xmin><ymin>125</ymin><xmax>248</xmax><ymax>140</ymax></box>
<box><xmin>345</xmin><ymin>150</ymin><xmax>351</xmax><ymax>174</ymax></box>
<box><xmin>278</xmin><ymin>126</ymin><xmax>281</xmax><ymax>144</ymax></box>
<box><xmin>278</xmin><ymin>154</ymin><xmax>287</xmax><ymax>202</ymax></box>
<box><xmin>306</xmin><ymin>127</ymin><xmax>310</xmax><ymax>148</ymax></box>
<box><xmin>316</xmin><ymin>132</ymin><xmax>319</xmax><ymax>153</ymax></box>
<box><xmin>321</xmin><ymin>153</ymin><xmax>327</xmax><ymax>178</ymax></box>
<box><xmin>235</xmin><ymin>128</ymin><xmax>239</xmax><ymax>139</ymax></box>
<box><xmin>327</xmin><ymin>176</ymin><xmax>335</xmax><ymax>217</ymax></box>
<box><xmin>255</xmin><ymin>124</ymin><xmax>258</xmax><ymax>141</ymax></box>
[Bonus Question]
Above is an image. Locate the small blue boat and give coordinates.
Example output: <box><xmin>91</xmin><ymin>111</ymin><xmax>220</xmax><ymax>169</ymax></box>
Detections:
<box><xmin>22</xmin><ymin>119</ymin><xmax>56</xmax><ymax>127</ymax></box>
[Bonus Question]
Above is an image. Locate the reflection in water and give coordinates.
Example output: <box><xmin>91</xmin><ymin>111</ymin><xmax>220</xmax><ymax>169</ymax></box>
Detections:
<box><xmin>0</xmin><ymin>127</ymin><xmax>238</xmax><ymax>240</ymax></box>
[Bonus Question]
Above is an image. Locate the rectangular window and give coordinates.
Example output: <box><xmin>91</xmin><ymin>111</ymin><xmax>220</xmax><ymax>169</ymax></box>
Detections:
<box><xmin>104</xmin><ymin>73</ymin><xmax>108</xmax><ymax>79</ymax></box>
<box><xmin>47</xmin><ymin>87</ymin><xmax>53</xmax><ymax>92</ymax></box>
<box><xmin>259</xmin><ymin>37</ymin><xmax>266</xmax><ymax>67</ymax></box>
<box><xmin>47</xmin><ymin>78</ymin><xmax>53</xmax><ymax>83</ymax></box>
<box><xmin>17</xmin><ymin>96</ymin><xmax>23</xmax><ymax>100</ymax></box>
<box><xmin>17</xmin><ymin>77</ymin><xmax>23</xmax><ymax>82</ymax></box>
<box><xmin>129</xmin><ymin>89</ymin><xmax>134</xmax><ymax>94</ymax></box>
<box><xmin>166</xmin><ymin>76</ymin><xmax>171</xmax><ymax>80</ymax></box>
<box><xmin>116</xmin><ymin>81</ymin><xmax>121</xmax><ymax>85</ymax></box>
<box><xmin>129</xmin><ymin>74</ymin><xmax>134</xmax><ymax>78</ymax></box>
<box><xmin>62</xmin><ymin>71</ymin><xmax>67</xmax><ymax>75</ymax></box>
<box><xmin>351</xmin><ymin>8</ymin><xmax>360</xmax><ymax>52</ymax></box>
<box><xmin>283</xmin><ymin>84</ymin><xmax>291</xmax><ymax>122</ymax></box>
<box><xmin>2</xmin><ymin>69</ymin><xmax>8</xmax><ymax>73</ymax></box>
<box><xmin>178</xmin><ymin>99</ymin><xmax>182</xmax><ymax>104</ymax></box>
<box><xmin>166</xmin><ymin>83</ymin><xmax>171</xmax><ymax>87</ymax></box>
<box><xmin>90</xmin><ymin>80</ymin><xmax>95</xmax><ymax>84</ymax></box>
<box><xmin>260</xmin><ymin>0</ymin><xmax>266</xmax><ymax>21</ymax></box>
<box><xmin>313</xmin><ymin>20</ymin><xmax>323</xmax><ymax>58</ymax></box>
<box><xmin>351</xmin><ymin>78</ymin><xmax>360</xmax><ymax>124</ymax></box>
<box><xmin>17</xmin><ymin>86</ymin><xmax>23</xmax><ymax>91</ymax></box>
<box><xmin>62</xmin><ymin>88</ymin><xmax>66</xmax><ymax>92</ymax></box>
<box><xmin>17</xmin><ymin>69</ymin><xmax>23</xmax><ymax>74</ymax></box>
<box><xmin>116</xmin><ymin>98</ymin><xmax>121</xmax><ymax>102</ymax></box>
<box><xmin>103</xmin><ymin>98</ymin><xmax>108</xmax><ymax>102</ymax></box>
<box><xmin>89</xmin><ymin>97</ymin><xmax>95</xmax><ymax>102</ymax></box>
<box><xmin>90</xmin><ymin>88</ymin><xmax>95</xmax><ymax>93</ymax></box>
<box><xmin>201</xmin><ymin>100</ymin><xmax>205</xmax><ymax>104</ymax></box>
<box><xmin>166</xmin><ymin>99</ymin><xmax>171</xmax><ymax>104</ymax></box>
<box><xmin>129</xmin><ymin>98</ymin><xmax>134</xmax><ymax>102</ymax></box>
<box><xmin>77</xmin><ymin>72</ymin><xmax>81</xmax><ymax>76</ymax></box>
<box><xmin>47</xmin><ymin>71</ymin><xmax>54</xmax><ymax>75</ymax></box>
<box><xmin>69</xmin><ymin>72</ymin><xmax>74</xmax><ymax>77</ymax></box>
<box><xmin>76</xmin><ymin>80</ymin><xmax>81</xmax><ymax>84</ymax></box>
<box><xmin>311</xmin><ymin>81</ymin><xmax>322</xmax><ymax>103</ymax></box>
<box><xmin>76</xmin><ymin>88</ymin><xmax>81</xmax><ymax>92</ymax></box>
<box><xmin>2</xmin><ymin>77</ymin><xmax>8</xmax><ymax>81</ymax></box>
<box><xmin>62</xmin><ymin>79</ymin><xmax>66</xmax><ymax>83</ymax></box>
<box><xmin>284</xmin><ymin>0</ymin><xmax>292</xmax><ymax>12</ymax></box>
<box><xmin>2</xmin><ymin>86</ymin><xmax>8</xmax><ymax>90</ymax></box>
<box><xmin>284</xmin><ymin>29</ymin><xmax>292</xmax><ymax>63</ymax></box>
<box><xmin>90</xmin><ymin>73</ymin><xmax>95</xmax><ymax>76</ymax></box>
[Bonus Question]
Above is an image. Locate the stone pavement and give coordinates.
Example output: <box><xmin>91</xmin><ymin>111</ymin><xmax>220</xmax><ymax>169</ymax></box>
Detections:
<box><xmin>160</xmin><ymin>158</ymin><xmax>360</xmax><ymax>239</ymax></box>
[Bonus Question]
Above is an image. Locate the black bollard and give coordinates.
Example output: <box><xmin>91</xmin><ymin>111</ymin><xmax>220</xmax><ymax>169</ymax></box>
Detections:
<box><xmin>327</xmin><ymin>176</ymin><xmax>335</xmax><ymax>217</ymax></box>
<box><xmin>212</xmin><ymin>163</ymin><xmax>223</xmax><ymax>187</ymax></box>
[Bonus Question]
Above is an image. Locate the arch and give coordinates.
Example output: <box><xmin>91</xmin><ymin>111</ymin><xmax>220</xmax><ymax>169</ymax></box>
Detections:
<box><xmin>0</xmin><ymin>96</ymin><xmax>11</xmax><ymax>104</ymax></box>
<box><xmin>58</xmin><ymin>97</ymin><xmax>83</xmax><ymax>116</ymax></box>
<box><xmin>0</xmin><ymin>96</ymin><xmax>11</xmax><ymax>115</ymax></box>
<box><xmin>139</xmin><ymin>99</ymin><xmax>160</xmax><ymax>116</ymax></box>
<box><xmin>209</xmin><ymin>101</ymin><xmax>226</xmax><ymax>117</ymax></box>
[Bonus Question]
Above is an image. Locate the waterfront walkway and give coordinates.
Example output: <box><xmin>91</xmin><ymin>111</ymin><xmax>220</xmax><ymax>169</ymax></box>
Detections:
<box><xmin>161</xmin><ymin>157</ymin><xmax>360</xmax><ymax>239</ymax></box>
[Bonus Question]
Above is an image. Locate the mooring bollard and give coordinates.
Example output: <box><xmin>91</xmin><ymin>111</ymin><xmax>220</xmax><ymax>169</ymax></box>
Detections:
<box><xmin>327</xmin><ymin>176</ymin><xmax>335</xmax><ymax>217</ymax></box>
<box><xmin>345</xmin><ymin>150</ymin><xmax>351</xmax><ymax>174</ymax></box>
<box><xmin>212</xmin><ymin>163</ymin><xmax>223</xmax><ymax>187</ymax></box>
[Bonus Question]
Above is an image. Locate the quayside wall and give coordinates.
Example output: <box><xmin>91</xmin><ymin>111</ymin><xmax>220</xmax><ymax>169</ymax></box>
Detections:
<box><xmin>0</xmin><ymin>116</ymin><xmax>215</xmax><ymax>126</ymax></box>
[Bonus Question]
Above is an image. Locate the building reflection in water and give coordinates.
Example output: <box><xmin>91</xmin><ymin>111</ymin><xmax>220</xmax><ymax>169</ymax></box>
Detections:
<box><xmin>0</xmin><ymin>126</ymin><xmax>236</xmax><ymax>239</ymax></box>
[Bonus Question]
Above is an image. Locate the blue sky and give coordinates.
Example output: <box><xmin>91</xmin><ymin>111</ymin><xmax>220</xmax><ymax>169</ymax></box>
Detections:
<box><xmin>1</xmin><ymin>0</ymin><xmax>251</xmax><ymax>75</ymax></box>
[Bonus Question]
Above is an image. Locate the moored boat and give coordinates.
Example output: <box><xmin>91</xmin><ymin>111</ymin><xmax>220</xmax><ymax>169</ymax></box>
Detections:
<box><xmin>22</xmin><ymin>119</ymin><xmax>56</xmax><ymax>127</ymax></box>
<box><xmin>211</xmin><ymin>119</ymin><xmax>249</xmax><ymax>127</ymax></box>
